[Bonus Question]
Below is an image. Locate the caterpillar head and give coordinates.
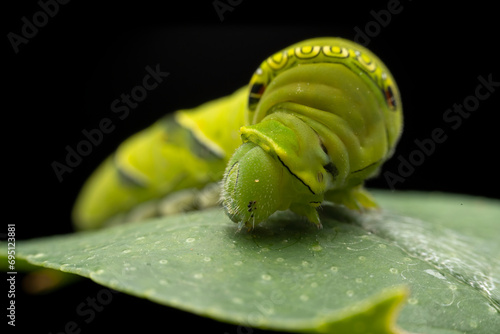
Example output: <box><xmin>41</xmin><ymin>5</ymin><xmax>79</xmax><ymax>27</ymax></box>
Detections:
<box><xmin>221</xmin><ymin>113</ymin><xmax>329</xmax><ymax>230</ymax></box>
<box><xmin>221</xmin><ymin>142</ymin><xmax>324</xmax><ymax>230</ymax></box>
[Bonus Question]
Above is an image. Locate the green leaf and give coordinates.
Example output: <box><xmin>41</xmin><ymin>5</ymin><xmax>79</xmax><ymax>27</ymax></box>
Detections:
<box><xmin>7</xmin><ymin>191</ymin><xmax>500</xmax><ymax>333</ymax></box>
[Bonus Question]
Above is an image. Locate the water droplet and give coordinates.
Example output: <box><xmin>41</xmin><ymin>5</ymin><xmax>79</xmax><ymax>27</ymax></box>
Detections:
<box><xmin>311</xmin><ymin>245</ymin><xmax>322</xmax><ymax>251</ymax></box>
<box><xmin>186</xmin><ymin>238</ymin><xmax>195</xmax><ymax>243</ymax></box>
<box><xmin>358</xmin><ymin>256</ymin><xmax>366</xmax><ymax>261</ymax></box>
<box><xmin>234</xmin><ymin>261</ymin><xmax>243</xmax><ymax>266</ymax></box>
<box><xmin>355</xmin><ymin>278</ymin><xmax>363</xmax><ymax>283</ymax></box>
<box><xmin>346</xmin><ymin>290</ymin><xmax>354</xmax><ymax>297</ymax></box>
<box><xmin>95</xmin><ymin>269</ymin><xmax>104</xmax><ymax>275</ymax></box>
<box><xmin>276</xmin><ymin>257</ymin><xmax>284</xmax><ymax>263</ymax></box>
<box><xmin>122</xmin><ymin>249</ymin><xmax>131</xmax><ymax>254</ymax></box>
<box><xmin>203</xmin><ymin>257</ymin><xmax>211</xmax><ymax>262</ymax></box>
<box><xmin>408</xmin><ymin>298</ymin><xmax>418</xmax><ymax>305</ymax></box>
<box><xmin>261</xmin><ymin>274</ymin><xmax>272</xmax><ymax>281</ymax></box>
<box><xmin>159</xmin><ymin>259</ymin><xmax>168</xmax><ymax>264</ymax></box>
<box><xmin>389</xmin><ymin>268</ymin><xmax>398</xmax><ymax>274</ymax></box>
<box><xmin>378</xmin><ymin>244</ymin><xmax>387</xmax><ymax>249</ymax></box>
<box><xmin>135</xmin><ymin>236</ymin><xmax>145</xmax><ymax>241</ymax></box>
<box><xmin>449</xmin><ymin>284</ymin><xmax>457</xmax><ymax>290</ymax></box>
<box><xmin>330</xmin><ymin>266</ymin><xmax>338</xmax><ymax>273</ymax></box>
<box><xmin>424</xmin><ymin>269</ymin><xmax>446</xmax><ymax>280</ymax></box>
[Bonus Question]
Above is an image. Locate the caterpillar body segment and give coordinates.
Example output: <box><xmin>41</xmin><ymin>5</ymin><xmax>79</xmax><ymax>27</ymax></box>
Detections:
<box><xmin>73</xmin><ymin>87</ymin><xmax>247</xmax><ymax>230</ymax></box>
<box><xmin>221</xmin><ymin>37</ymin><xmax>402</xmax><ymax>229</ymax></box>
<box><xmin>73</xmin><ymin>38</ymin><xmax>403</xmax><ymax>231</ymax></box>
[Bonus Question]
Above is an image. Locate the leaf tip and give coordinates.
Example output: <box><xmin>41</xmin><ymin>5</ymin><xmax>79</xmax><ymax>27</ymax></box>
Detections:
<box><xmin>313</xmin><ymin>285</ymin><xmax>412</xmax><ymax>334</ymax></box>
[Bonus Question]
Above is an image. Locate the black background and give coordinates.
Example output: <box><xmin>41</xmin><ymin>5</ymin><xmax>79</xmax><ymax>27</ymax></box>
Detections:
<box><xmin>4</xmin><ymin>1</ymin><xmax>499</xmax><ymax>333</ymax></box>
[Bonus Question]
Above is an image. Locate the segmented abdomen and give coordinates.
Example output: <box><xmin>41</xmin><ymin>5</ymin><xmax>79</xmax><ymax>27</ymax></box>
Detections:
<box><xmin>72</xmin><ymin>87</ymin><xmax>247</xmax><ymax>230</ymax></box>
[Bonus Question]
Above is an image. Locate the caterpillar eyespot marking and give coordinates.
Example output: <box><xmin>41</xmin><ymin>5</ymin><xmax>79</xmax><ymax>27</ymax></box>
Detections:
<box><xmin>72</xmin><ymin>37</ymin><xmax>402</xmax><ymax>231</ymax></box>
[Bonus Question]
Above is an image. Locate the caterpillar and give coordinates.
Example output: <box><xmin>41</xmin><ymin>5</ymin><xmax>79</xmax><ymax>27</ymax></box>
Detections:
<box><xmin>72</xmin><ymin>37</ymin><xmax>403</xmax><ymax>231</ymax></box>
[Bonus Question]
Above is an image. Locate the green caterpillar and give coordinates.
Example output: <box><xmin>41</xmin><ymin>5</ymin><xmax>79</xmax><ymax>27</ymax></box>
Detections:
<box><xmin>72</xmin><ymin>37</ymin><xmax>403</xmax><ymax>231</ymax></box>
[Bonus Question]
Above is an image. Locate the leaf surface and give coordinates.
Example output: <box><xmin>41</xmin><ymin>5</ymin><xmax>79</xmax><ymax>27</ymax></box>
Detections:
<box><xmin>7</xmin><ymin>191</ymin><xmax>500</xmax><ymax>333</ymax></box>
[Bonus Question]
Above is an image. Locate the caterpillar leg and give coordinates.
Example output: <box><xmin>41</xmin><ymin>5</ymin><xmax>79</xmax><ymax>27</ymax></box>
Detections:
<box><xmin>289</xmin><ymin>203</ymin><xmax>322</xmax><ymax>229</ymax></box>
<box><xmin>324</xmin><ymin>185</ymin><xmax>379</xmax><ymax>212</ymax></box>
<box><xmin>101</xmin><ymin>183</ymin><xmax>222</xmax><ymax>227</ymax></box>
<box><xmin>158</xmin><ymin>182</ymin><xmax>221</xmax><ymax>215</ymax></box>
